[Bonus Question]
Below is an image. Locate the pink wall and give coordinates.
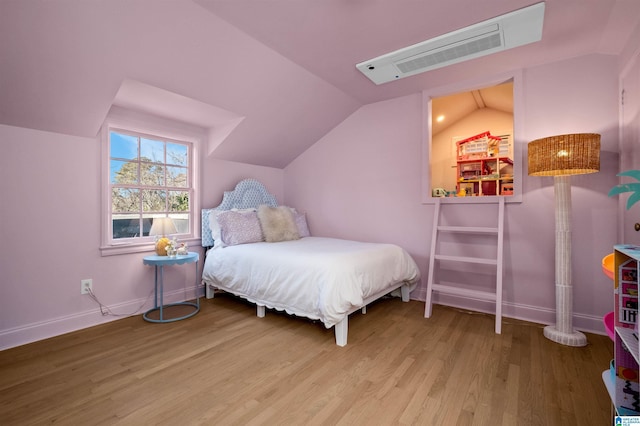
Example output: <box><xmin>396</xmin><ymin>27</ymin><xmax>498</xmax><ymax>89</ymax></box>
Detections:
<box><xmin>284</xmin><ymin>53</ymin><xmax>621</xmax><ymax>333</ymax></box>
<box><xmin>0</xmin><ymin>124</ymin><xmax>283</xmax><ymax>349</ymax></box>
<box><xmin>0</xmin><ymin>52</ymin><xmax>626</xmax><ymax>349</ymax></box>
<box><xmin>284</xmin><ymin>94</ymin><xmax>431</xmax><ymax>269</ymax></box>
<box><xmin>201</xmin><ymin>159</ymin><xmax>284</xmax><ymax>210</ymax></box>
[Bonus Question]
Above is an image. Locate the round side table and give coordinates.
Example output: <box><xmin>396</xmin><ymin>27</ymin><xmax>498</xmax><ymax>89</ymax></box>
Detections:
<box><xmin>142</xmin><ymin>252</ymin><xmax>200</xmax><ymax>323</ymax></box>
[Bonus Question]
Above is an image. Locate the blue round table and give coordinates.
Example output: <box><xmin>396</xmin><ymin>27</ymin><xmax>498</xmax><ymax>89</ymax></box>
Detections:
<box><xmin>142</xmin><ymin>252</ymin><xmax>200</xmax><ymax>323</ymax></box>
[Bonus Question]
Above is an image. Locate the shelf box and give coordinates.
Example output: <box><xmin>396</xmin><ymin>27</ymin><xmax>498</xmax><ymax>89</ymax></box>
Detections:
<box><xmin>612</xmin><ymin>246</ymin><xmax>640</xmax><ymax>415</ymax></box>
<box><xmin>456</xmin><ymin>156</ymin><xmax>514</xmax><ymax>197</ymax></box>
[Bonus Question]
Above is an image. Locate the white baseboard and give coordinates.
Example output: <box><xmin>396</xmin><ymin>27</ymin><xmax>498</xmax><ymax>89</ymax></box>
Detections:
<box><xmin>0</xmin><ymin>286</ymin><xmax>203</xmax><ymax>351</ymax></box>
<box><xmin>2</xmin><ymin>288</ymin><xmax>608</xmax><ymax>351</ymax></box>
<box><xmin>426</xmin><ymin>292</ymin><xmax>608</xmax><ymax>336</ymax></box>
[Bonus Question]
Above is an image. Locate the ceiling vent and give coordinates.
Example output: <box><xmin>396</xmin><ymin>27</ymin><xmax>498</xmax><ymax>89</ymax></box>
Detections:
<box><xmin>356</xmin><ymin>2</ymin><xmax>545</xmax><ymax>85</ymax></box>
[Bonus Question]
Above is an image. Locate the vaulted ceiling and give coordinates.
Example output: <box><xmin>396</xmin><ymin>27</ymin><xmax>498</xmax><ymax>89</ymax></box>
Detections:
<box><xmin>1</xmin><ymin>0</ymin><xmax>638</xmax><ymax>168</ymax></box>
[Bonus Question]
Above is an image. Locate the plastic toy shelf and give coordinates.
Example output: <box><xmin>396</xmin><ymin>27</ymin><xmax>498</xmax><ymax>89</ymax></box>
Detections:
<box><xmin>616</xmin><ymin>326</ymin><xmax>640</xmax><ymax>365</ymax></box>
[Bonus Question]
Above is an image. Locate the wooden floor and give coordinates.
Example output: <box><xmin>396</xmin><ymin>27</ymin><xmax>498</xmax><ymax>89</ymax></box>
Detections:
<box><xmin>0</xmin><ymin>294</ymin><xmax>613</xmax><ymax>425</ymax></box>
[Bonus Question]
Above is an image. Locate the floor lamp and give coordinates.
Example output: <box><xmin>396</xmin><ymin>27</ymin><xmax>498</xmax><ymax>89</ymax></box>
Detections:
<box><xmin>528</xmin><ymin>133</ymin><xmax>600</xmax><ymax>347</ymax></box>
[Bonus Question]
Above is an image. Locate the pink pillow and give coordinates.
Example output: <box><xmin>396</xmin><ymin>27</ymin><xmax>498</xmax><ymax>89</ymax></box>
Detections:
<box><xmin>217</xmin><ymin>210</ymin><xmax>263</xmax><ymax>246</ymax></box>
<box><xmin>293</xmin><ymin>211</ymin><xmax>310</xmax><ymax>237</ymax></box>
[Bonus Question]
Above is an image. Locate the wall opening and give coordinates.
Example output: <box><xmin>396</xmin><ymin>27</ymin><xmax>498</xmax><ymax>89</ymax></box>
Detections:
<box><xmin>422</xmin><ymin>72</ymin><xmax>523</xmax><ymax>204</ymax></box>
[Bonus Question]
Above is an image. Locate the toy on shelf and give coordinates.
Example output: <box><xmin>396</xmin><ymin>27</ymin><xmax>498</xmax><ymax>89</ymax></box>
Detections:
<box><xmin>610</xmin><ymin>247</ymin><xmax>640</xmax><ymax>415</ymax></box>
<box><xmin>456</xmin><ymin>131</ymin><xmax>505</xmax><ymax>160</ymax></box>
<box><xmin>455</xmin><ymin>131</ymin><xmax>513</xmax><ymax>197</ymax></box>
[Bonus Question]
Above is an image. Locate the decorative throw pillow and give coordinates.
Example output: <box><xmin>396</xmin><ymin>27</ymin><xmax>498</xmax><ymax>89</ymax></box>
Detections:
<box><xmin>293</xmin><ymin>211</ymin><xmax>310</xmax><ymax>237</ymax></box>
<box><xmin>257</xmin><ymin>205</ymin><xmax>300</xmax><ymax>242</ymax></box>
<box><xmin>210</xmin><ymin>208</ymin><xmax>257</xmax><ymax>247</ymax></box>
<box><xmin>216</xmin><ymin>210</ymin><xmax>264</xmax><ymax>246</ymax></box>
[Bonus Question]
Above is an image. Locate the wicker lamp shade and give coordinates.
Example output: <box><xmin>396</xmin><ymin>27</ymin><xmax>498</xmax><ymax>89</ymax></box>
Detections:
<box><xmin>528</xmin><ymin>133</ymin><xmax>600</xmax><ymax>176</ymax></box>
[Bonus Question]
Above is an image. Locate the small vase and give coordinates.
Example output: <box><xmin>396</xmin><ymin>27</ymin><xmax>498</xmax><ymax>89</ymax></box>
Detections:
<box><xmin>167</xmin><ymin>248</ymin><xmax>177</xmax><ymax>258</ymax></box>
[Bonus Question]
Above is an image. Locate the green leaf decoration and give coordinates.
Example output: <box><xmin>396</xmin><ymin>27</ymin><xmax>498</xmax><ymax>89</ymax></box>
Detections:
<box><xmin>609</xmin><ymin>183</ymin><xmax>640</xmax><ymax>196</ymax></box>
<box><xmin>609</xmin><ymin>170</ymin><xmax>640</xmax><ymax>209</ymax></box>
<box><xmin>628</xmin><ymin>191</ymin><xmax>640</xmax><ymax>210</ymax></box>
<box><xmin>618</xmin><ymin>170</ymin><xmax>640</xmax><ymax>180</ymax></box>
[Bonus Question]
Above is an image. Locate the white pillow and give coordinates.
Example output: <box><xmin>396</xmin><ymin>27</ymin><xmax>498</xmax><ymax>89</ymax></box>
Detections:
<box><xmin>208</xmin><ymin>209</ymin><xmax>224</xmax><ymax>248</ymax></box>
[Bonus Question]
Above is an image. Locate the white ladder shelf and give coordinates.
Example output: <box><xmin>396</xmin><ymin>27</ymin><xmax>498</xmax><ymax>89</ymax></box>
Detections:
<box><xmin>424</xmin><ymin>197</ymin><xmax>505</xmax><ymax>334</ymax></box>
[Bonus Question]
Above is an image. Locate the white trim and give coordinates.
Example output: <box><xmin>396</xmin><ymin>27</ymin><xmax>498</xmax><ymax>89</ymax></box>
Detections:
<box><xmin>617</xmin><ymin>49</ymin><xmax>640</xmax><ymax>243</ymax></box>
<box><xmin>422</xmin><ymin>69</ymin><xmax>524</xmax><ymax>205</ymax></box>
<box><xmin>100</xmin><ymin>237</ymin><xmax>202</xmax><ymax>257</ymax></box>
<box><xmin>3</xmin><ymin>290</ymin><xmax>606</xmax><ymax>351</ymax></box>
<box><xmin>100</xmin><ymin>107</ymin><xmax>203</xmax><ymax>256</ymax></box>
<box><xmin>0</xmin><ymin>285</ymin><xmax>203</xmax><ymax>351</ymax></box>
<box><xmin>426</xmin><ymin>292</ymin><xmax>606</xmax><ymax>336</ymax></box>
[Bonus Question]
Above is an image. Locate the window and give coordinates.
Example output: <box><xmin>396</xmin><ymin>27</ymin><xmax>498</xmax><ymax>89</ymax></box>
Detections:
<box><xmin>101</xmin><ymin>119</ymin><xmax>199</xmax><ymax>256</ymax></box>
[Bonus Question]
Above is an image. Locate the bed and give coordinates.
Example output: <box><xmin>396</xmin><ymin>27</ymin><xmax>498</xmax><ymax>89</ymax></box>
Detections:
<box><xmin>201</xmin><ymin>179</ymin><xmax>420</xmax><ymax>346</ymax></box>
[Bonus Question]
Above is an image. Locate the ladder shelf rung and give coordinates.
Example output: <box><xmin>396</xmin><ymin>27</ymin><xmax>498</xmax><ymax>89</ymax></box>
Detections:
<box><xmin>425</xmin><ymin>197</ymin><xmax>505</xmax><ymax>334</ymax></box>
<box><xmin>434</xmin><ymin>254</ymin><xmax>498</xmax><ymax>265</ymax></box>
<box><xmin>431</xmin><ymin>284</ymin><xmax>497</xmax><ymax>301</ymax></box>
<box><xmin>437</xmin><ymin>225</ymin><xmax>498</xmax><ymax>234</ymax></box>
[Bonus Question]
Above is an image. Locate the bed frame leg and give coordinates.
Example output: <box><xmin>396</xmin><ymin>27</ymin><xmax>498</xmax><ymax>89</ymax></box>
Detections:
<box><xmin>335</xmin><ymin>318</ymin><xmax>348</xmax><ymax>347</ymax></box>
<box><xmin>257</xmin><ymin>305</ymin><xmax>266</xmax><ymax>318</ymax></box>
<box><xmin>401</xmin><ymin>283</ymin><xmax>410</xmax><ymax>302</ymax></box>
<box><xmin>206</xmin><ymin>284</ymin><xmax>215</xmax><ymax>299</ymax></box>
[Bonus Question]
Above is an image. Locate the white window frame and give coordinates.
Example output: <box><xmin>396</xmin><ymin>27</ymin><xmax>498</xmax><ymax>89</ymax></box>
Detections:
<box><xmin>100</xmin><ymin>108</ymin><xmax>202</xmax><ymax>256</ymax></box>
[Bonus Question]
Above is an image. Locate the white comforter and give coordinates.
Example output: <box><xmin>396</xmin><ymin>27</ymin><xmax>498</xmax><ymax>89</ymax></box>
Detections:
<box><xmin>202</xmin><ymin>237</ymin><xmax>420</xmax><ymax>328</ymax></box>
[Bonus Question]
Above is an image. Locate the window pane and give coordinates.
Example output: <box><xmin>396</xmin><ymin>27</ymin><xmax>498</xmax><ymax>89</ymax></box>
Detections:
<box><xmin>112</xmin><ymin>214</ymin><xmax>141</xmax><ymax>239</ymax></box>
<box><xmin>169</xmin><ymin>190</ymin><xmax>189</xmax><ymax>212</ymax></box>
<box><xmin>112</xmin><ymin>188</ymin><xmax>140</xmax><ymax>213</ymax></box>
<box><xmin>167</xmin><ymin>142</ymin><xmax>188</xmax><ymax>166</ymax></box>
<box><xmin>110</xmin><ymin>132</ymin><xmax>138</xmax><ymax>160</ymax></box>
<box><xmin>166</xmin><ymin>166</ymin><xmax>188</xmax><ymax>187</ymax></box>
<box><xmin>142</xmin><ymin>189</ymin><xmax>166</xmax><ymax>212</ymax></box>
<box><xmin>140</xmin><ymin>215</ymin><xmax>155</xmax><ymax>236</ymax></box>
<box><xmin>170</xmin><ymin>213</ymin><xmax>189</xmax><ymax>234</ymax></box>
<box><xmin>110</xmin><ymin>160</ymin><xmax>139</xmax><ymax>184</ymax></box>
<box><xmin>140</xmin><ymin>163</ymin><xmax>164</xmax><ymax>186</ymax></box>
<box><xmin>106</xmin><ymin>127</ymin><xmax>194</xmax><ymax>247</ymax></box>
<box><xmin>140</xmin><ymin>138</ymin><xmax>165</xmax><ymax>163</ymax></box>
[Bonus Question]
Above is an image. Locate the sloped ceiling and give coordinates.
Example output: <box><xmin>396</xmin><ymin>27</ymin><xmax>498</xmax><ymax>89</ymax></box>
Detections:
<box><xmin>197</xmin><ymin>0</ymin><xmax>640</xmax><ymax>103</ymax></box>
<box><xmin>432</xmin><ymin>82</ymin><xmax>514</xmax><ymax>136</ymax></box>
<box><xmin>1</xmin><ymin>0</ymin><xmax>639</xmax><ymax>168</ymax></box>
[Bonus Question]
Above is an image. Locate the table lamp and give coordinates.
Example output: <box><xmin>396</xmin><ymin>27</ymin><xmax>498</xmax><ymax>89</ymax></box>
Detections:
<box><xmin>528</xmin><ymin>133</ymin><xmax>600</xmax><ymax>346</ymax></box>
<box><xmin>149</xmin><ymin>217</ymin><xmax>177</xmax><ymax>256</ymax></box>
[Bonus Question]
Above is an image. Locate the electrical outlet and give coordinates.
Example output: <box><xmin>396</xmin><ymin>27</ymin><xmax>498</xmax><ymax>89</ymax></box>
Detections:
<box><xmin>81</xmin><ymin>279</ymin><xmax>93</xmax><ymax>295</ymax></box>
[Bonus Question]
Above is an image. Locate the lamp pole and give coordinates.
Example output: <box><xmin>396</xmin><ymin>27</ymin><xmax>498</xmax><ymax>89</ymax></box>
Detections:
<box><xmin>543</xmin><ymin>175</ymin><xmax>587</xmax><ymax>346</ymax></box>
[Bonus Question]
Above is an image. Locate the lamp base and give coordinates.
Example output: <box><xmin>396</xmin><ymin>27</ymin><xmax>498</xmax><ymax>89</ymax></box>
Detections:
<box><xmin>155</xmin><ymin>237</ymin><xmax>170</xmax><ymax>256</ymax></box>
<box><xmin>543</xmin><ymin>325</ymin><xmax>587</xmax><ymax>347</ymax></box>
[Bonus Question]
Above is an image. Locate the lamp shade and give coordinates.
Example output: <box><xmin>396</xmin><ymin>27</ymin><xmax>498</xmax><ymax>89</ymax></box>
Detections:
<box><xmin>528</xmin><ymin>133</ymin><xmax>600</xmax><ymax>176</ymax></box>
<box><xmin>149</xmin><ymin>217</ymin><xmax>177</xmax><ymax>237</ymax></box>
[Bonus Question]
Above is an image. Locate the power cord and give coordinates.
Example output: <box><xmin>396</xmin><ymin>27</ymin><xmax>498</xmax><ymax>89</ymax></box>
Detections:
<box><xmin>86</xmin><ymin>287</ymin><xmax>154</xmax><ymax>317</ymax></box>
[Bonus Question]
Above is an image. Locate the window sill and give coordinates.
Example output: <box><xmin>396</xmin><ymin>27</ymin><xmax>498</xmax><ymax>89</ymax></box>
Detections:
<box><xmin>423</xmin><ymin>194</ymin><xmax>522</xmax><ymax>205</ymax></box>
<box><xmin>100</xmin><ymin>237</ymin><xmax>202</xmax><ymax>257</ymax></box>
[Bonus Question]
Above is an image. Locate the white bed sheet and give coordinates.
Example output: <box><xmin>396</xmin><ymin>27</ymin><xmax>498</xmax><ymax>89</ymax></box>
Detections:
<box><xmin>202</xmin><ymin>237</ymin><xmax>420</xmax><ymax>328</ymax></box>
